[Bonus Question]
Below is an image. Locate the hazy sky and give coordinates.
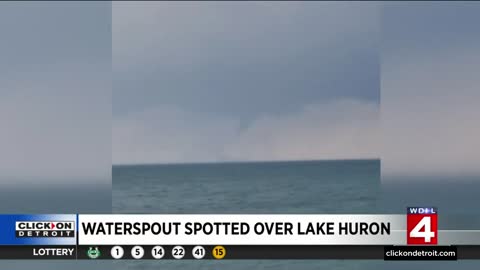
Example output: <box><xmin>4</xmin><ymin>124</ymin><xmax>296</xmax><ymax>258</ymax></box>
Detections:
<box><xmin>381</xmin><ymin>3</ymin><xmax>480</xmax><ymax>178</ymax></box>
<box><xmin>3</xmin><ymin>1</ymin><xmax>476</xmax><ymax>176</ymax></box>
<box><xmin>0</xmin><ymin>2</ymin><xmax>111</xmax><ymax>186</ymax></box>
<box><xmin>113</xmin><ymin>2</ymin><xmax>380</xmax><ymax>164</ymax></box>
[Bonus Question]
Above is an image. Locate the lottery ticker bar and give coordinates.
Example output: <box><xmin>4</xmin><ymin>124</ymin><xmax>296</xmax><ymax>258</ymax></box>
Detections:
<box><xmin>0</xmin><ymin>245</ymin><xmax>479</xmax><ymax>260</ymax></box>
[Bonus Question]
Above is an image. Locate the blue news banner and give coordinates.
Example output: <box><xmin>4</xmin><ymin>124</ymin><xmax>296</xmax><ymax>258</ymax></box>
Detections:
<box><xmin>0</xmin><ymin>214</ymin><xmax>476</xmax><ymax>260</ymax></box>
<box><xmin>0</xmin><ymin>214</ymin><xmax>76</xmax><ymax>259</ymax></box>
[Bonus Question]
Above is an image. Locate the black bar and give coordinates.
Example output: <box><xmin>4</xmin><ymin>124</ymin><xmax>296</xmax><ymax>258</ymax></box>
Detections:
<box><xmin>0</xmin><ymin>246</ymin><xmax>76</xmax><ymax>260</ymax></box>
<box><xmin>223</xmin><ymin>245</ymin><xmax>381</xmax><ymax>259</ymax></box>
<box><xmin>384</xmin><ymin>246</ymin><xmax>457</xmax><ymax>261</ymax></box>
<box><xmin>77</xmin><ymin>245</ymin><xmax>480</xmax><ymax>260</ymax></box>
<box><xmin>458</xmin><ymin>246</ymin><xmax>480</xmax><ymax>260</ymax></box>
<box><xmin>1</xmin><ymin>245</ymin><xmax>480</xmax><ymax>260</ymax></box>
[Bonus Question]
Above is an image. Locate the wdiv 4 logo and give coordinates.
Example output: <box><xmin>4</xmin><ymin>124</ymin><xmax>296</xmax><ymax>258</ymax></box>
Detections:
<box><xmin>407</xmin><ymin>207</ymin><xmax>438</xmax><ymax>245</ymax></box>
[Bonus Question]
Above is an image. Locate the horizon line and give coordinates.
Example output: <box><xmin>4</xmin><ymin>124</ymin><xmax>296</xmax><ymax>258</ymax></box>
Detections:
<box><xmin>112</xmin><ymin>158</ymin><xmax>380</xmax><ymax>167</ymax></box>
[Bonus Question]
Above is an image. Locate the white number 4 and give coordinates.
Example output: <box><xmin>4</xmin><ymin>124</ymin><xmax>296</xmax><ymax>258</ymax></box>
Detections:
<box><xmin>410</xmin><ymin>216</ymin><xmax>435</xmax><ymax>242</ymax></box>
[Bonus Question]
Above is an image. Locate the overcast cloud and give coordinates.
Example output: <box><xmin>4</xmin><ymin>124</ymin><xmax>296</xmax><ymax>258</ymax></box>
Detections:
<box><xmin>113</xmin><ymin>2</ymin><xmax>380</xmax><ymax>164</ymax></box>
<box><xmin>0</xmin><ymin>2</ymin><xmax>111</xmax><ymax>186</ymax></box>
<box><xmin>381</xmin><ymin>3</ymin><xmax>480</xmax><ymax>178</ymax></box>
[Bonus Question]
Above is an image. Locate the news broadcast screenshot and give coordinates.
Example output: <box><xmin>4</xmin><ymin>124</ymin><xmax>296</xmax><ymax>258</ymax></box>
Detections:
<box><xmin>0</xmin><ymin>1</ymin><xmax>479</xmax><ymax>270</ymax></box>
